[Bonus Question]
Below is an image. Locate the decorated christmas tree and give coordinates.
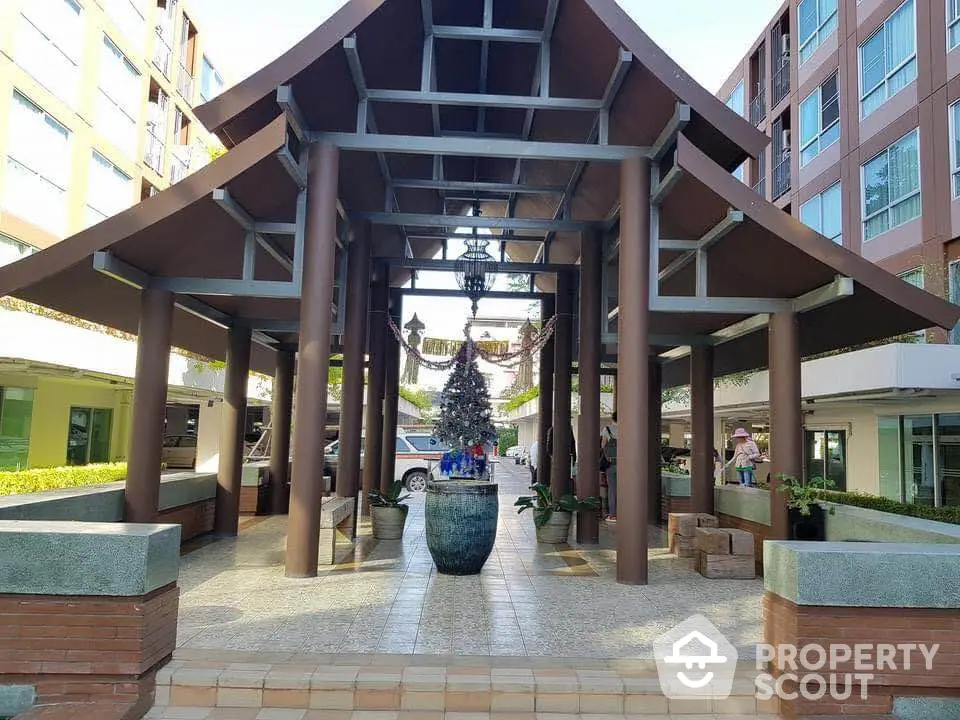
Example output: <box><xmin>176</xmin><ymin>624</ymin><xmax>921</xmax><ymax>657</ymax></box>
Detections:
<box><xmin>435</xmin><ymin>342</ymin><xmax>497</xmax><ymax>451</ymax></box>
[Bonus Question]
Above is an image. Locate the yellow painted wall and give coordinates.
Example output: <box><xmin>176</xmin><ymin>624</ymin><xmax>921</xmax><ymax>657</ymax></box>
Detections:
<box><xmin>0</xmin><ymin>0</ymin><xmax>223</xmax><ymax>251</ymax></box>
<box><xmin>26</xmin><ymin>377</ymin><xmax>132</xmax><ymax>468</ymax></box>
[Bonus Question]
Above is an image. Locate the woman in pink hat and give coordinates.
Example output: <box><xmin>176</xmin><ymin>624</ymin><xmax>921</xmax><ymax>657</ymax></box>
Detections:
<box><xmin>726</xmin><ymin>428</ymin><xmax>762</xmax><ymax>486</ymax></box>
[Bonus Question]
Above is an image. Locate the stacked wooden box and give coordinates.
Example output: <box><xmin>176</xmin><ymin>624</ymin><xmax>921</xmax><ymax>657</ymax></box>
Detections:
<box><xmin>668</xmin><ymin>512</ymin><xmax>718</xmax><ymax>558</ymax></box>
<box><xmin>694</xmin><ymin>527</ymin><xmax>756</xmax><ymax>579</ymax></box>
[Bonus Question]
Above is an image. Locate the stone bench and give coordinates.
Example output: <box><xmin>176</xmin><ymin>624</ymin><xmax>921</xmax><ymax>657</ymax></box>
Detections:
<box><xmin>319</xmin><ymin>496</ymin><xmax>355</xmax><ymax>564</ymax></box>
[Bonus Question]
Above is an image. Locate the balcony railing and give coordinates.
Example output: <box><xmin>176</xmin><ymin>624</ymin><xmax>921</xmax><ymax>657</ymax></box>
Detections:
<box><xmin>772</xmin><ymin>62</ymin><xmax>790</xmax><ymax>107</ymax></box>
<box><xmin>170</xmin><ymin>145</ymin><xmax>190</xmax><ymax>184</ymax></box>
<box><xmin>153</xmin><ymin>23</ymin><xmax>173</xmax><ymax>77</ymax></box>
<box><xmin>177</xmin><ymin>63</ymin><xmax>194</xmax><ymax>102</ymax></box>
<box><xmin>144</xmin><ymin>126</ymin><xmax>164</xmax><ymax>175</ymax></box>
<box><xmin>753</xmin><ymin>177</ymin><xmax>766</xmax><ymax>199</ymax></box>
<box><xmin>749</xmin><ymin>89</ymin><xmax>766</xmax><ymax>126</ymax></box>
<box><xmin>773</xmin><ymin>154</ymin><xmax>791</xmax><ymax>200</ymax></box>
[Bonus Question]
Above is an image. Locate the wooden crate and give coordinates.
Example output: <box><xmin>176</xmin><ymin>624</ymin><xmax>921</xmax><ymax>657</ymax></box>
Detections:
<box><xmin>695</xmin><ymin>527</ymin><xmax>731</xmax><ymax>555</ymax></box>
<box><xmin>668</xmin><ymin>512</ymin><xmax>718</xmax><ymax>538</ymax></box>
<box><xmin>696</xmin><ymin>551</ymin><xmax>755</xmax><ymax>579</ymax></box>
<box><xmin>673</xmin><ymin>534</ymin><xmax>696</xmax><ymax>558</ymax></box>
<box><xmin>727</xmin><ymin>528</ymin><xmax>755</xmax><ymax>556</ymax></box>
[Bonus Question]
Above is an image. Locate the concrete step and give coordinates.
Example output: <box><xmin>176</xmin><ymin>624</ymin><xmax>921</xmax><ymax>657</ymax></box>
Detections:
<box><xmin>151</xmin><ymin>653</ymin><xmax>780</xmax><ymax>718</ymax></box>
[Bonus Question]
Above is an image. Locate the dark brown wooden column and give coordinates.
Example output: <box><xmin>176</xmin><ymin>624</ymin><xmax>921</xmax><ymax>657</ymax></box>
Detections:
<box><xmin>362</xmin><ymin>271</ymin><xmax>389</xmax><ymax>515</ymax></box>
<box><xmin>769</xmin><ymin>311</ymin><xmax>801</xmax><ymax>540</ymax></box>
<box><xmin>617</xmin><ymin>154</ymin><xmax>651</xmax><ymax>585</ymax></box>
<box><xmin>577</xmin><ymin>235</ymin><xmax>602</xmax><ymax>543</ymax></box>
<box><xmin>336</xmin><ymin>222</ymin><xmax>371</xmax><ymax>506</ymax></box>
<box><xmin>690</xmin><ymin>345</ymin><xmax>715</xmax><ymax>515</ymax></box>
<box><xmin>214</xmin><ymin>325</ymin><xmax>252</xmax><ymax>536</ymax></box>
<box><xmin>380</xmin><ymin>291</ymin><xmax>401</xmax><ymax>493</ymax></box>
<box><xmin>269</xmin><ymin>349</ymin><xmax>294</xmax><ymax>515</ymax></box>
<box><xmin>285</xmin><ymin>141</ymin><xmax>339</xmax><ymax>578</ymax></box>
<box><xmin>537</xmin><ymin>296</ymin><xmax>555</xmax><ymax>487</ymax></box>
<box><xmin>124</xmin><ymin>288</ymin><xmax>174</xmax><ymax>523</ymax></box>
<box><xmin>551</xmin><ymin>271</ymin><xmax>574</xmax><ymax>498</ymax></box>
<box><xmin>648</xmin><ymin>361</ymin><xmax>662</xmax><ymax>524</ymax></box>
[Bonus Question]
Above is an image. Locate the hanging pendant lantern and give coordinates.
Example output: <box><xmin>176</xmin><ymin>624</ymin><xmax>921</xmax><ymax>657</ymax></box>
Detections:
<box><xmin>454</xmin><ymin>204</ymin><xmax>496</xmax><ymax>317</ymax></box>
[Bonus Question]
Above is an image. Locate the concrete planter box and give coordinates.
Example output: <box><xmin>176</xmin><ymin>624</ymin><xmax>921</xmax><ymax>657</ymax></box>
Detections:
<box><xmin>823</xmin><ymin>502</ymin><xmax>960</xmax><ymax>544</ymax></box>
<box><xmin>715</xmin><ymin>485</ymin><xmax>772</xmax><ymax>526</ymax></box>
<box><xmin>535</xmin><ymin>510</ymin><xmax>572</xmax><ymax>544</ymax></box>
<box><xmin>371</xmin><ymin>505</ymin><xmax>408</xmax><ymax>539</ymax></box>
<box><xmin>661</xmin><ymin>471</ymin><xmax>691</xmax><ymax>498</ymax></box>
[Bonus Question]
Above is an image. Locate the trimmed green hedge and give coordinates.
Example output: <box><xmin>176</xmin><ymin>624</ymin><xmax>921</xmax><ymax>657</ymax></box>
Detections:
<box><xmin>502</xmin><ymin>386</ymin><xmax>540</xmax><ymax>413</ymax></box>
<box><xmin>813</xmin><ymin>489</ymin><xmax>960</xmax><ymax>526</ymax></box>
<box><xmin>0</xmin><ymin>463</ymin><xmax>128</xmax><ymax>496</ymax></box>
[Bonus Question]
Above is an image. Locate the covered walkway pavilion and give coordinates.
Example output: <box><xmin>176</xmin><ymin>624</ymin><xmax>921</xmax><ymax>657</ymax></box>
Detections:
<box><xmin>1</xmin><ymin>0</ymin><xmax>959</xmax><ymax>587</ymax></box>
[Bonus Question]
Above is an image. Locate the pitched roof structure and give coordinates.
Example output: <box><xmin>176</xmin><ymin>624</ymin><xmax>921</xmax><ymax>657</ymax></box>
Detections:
<box><xmin>0</xmin><ymin>0</ymin><xmax>956</xmax><ymax>382</ymax></box>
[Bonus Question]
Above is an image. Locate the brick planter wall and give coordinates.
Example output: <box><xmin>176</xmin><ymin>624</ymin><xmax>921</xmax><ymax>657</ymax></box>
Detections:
<box><xmin>718</xmin><ymin>513</ymin><xmax>769</xmax><ymax>576</ymax></box>
<box><xmin>763</xmin><ymin>592</ymin><xmax>960</xmax><ymax>717</ymax></box>
<box><xmin>0</xmin><ymin>584</ymin><xmax>179</xmax><ymax>716</ymax></box>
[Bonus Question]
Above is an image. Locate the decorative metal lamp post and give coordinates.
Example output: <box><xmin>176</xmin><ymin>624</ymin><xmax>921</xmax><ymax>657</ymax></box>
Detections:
<box><xmin>455</xmin><ymin>204</ymin><xmax>496</xmax><ymax>317</ymax></box>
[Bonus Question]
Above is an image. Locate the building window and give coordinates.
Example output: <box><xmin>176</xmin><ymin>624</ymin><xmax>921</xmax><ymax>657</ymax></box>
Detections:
<box><xmin>733</xmin><ymin>163</ymin><xmax>746</xmax><ymax>183</ymax></box>
<box><xmin>3</xmin><ymin>92</ymin><xmax>71</xmax><ymax>236</ymax></box>
<box><xmin>0</xmin><ymin>234</ymin><xmax>35</xmax><ymax>267</ymax></box>
<box><xmin>102</xmin><ymin>0</ymin><xmax>146</xmax><ymax>50</ymax></box>
<box><xmin>949</xmin><ymin>0</ymin><xmax>960</xmax><ymax>51</ymax></box>
<box><xmin>14</xmin><ymin>0</ymin><xmax>83</xmax><ymax>108</ymax></box>
<box><xmin>725</xmin><ymin>79</ymin><xmax>745</xmax><ymax>118</ymax></box>
<box><xmin>96</xmin><ymin>36</ymin><xmax>142</xmax><ymax>159</ymax></box>
<box><xmin>199</xmin><ymin>56</ymin><xmax>224</xmax><ymax>103</ymax></box>
<box><xmin>861</xmin><ymin>129</ymin><xmax>920</xmax><ymax>241</ymax></box>
<box><xmin>879</xmin><ymin>414</ymin><xmax>960</xmax><ymax>507</ymax></box>
<box><xmin>804</xmin><ymin>430</ymin><xmax>846</xmax><ymax>490</ymax></box>
<box><xmin>800</xmin><ymin>71</ymin><xmax>840</xmax><ymax>166</ymax></box>
<box><xmin>899</xmin><ymin>267</ymin><xmax>923</xmax><ymax>288</ymax></box>
<box><xmin>0</xmin><ymin>388</ymin><xmax>34</xmax><ymax>470</ymax></box>
<box><xmin>859</xmin><ymin>0</ymin><xmax>917</xmax><ymax>119</ymax></box>
<box><xmin>800</xmin><ymin>182</ymin><xmax>842</xmax><ymax>244</ymax></box>
<box><xmin>798</xmin><ymin>0</ymin><xmax>838</xmax><ymax>65</ymax></box>
<box><xmin>67</xmin><ymin>407</ymin><xmax>112</xmax><ymax>466</ymax></box>
<box><xmin>86</xmin><ymin>152</ymin><xmax>133</xmax><ymax>228</ymax></box>
<box><xmin>948</xmin><ymin>260</ymin><xmax>960</xmax><ymax>344</ymax></box>
<box><xmin>951</xmin><ymin>100</ymin><xmax>960</xmax><ymax>197</ymax></box>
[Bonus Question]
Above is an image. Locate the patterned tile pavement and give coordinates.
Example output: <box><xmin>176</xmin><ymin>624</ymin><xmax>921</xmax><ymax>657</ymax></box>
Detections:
<box><xmin>174</xmin><ymin>461</ymin><xmax>762</xmax><ymax>660</ymax></box>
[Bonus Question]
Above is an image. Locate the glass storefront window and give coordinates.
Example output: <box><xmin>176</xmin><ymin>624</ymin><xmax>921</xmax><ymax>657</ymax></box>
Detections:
<box><xmin>805</xmin><ymin>429</ymin><xmax>847</xmax><ymax>490</ymax></box>
<box><xmin>0</xmin><ymin>387</ymin><xmax>34</xmax><ymax>470</ymax></box>
<box><xmin>903</xmin><ymin>415</ymin><xmax>935</xmax><ymax>505</ymax></box>
<box><xmin>67</xmin><ymin>407</ymin><xmax>112</xmax><ymax>465</ymax></box>
<box><xmin>877</xmin><ymin>416</ymin><xmax>902</xmax><ymax>501</ymax></box>
<box><xmin>936</xmin><ymin>414</ymin><xmax>960</xmax><ymax>507</ymax></box>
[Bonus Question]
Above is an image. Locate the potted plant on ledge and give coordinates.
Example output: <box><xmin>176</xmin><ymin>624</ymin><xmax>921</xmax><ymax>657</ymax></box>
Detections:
<box><xmin>776</xmin><ymin>475</ymin><xmax>835</xmax><ymax>541</ymax></box>
<box><xmin>369</xmin><ymin>479</ymin><xmax>411</xmax><ymax>540</ymax></box>
<box><xmin>515</xmin><ymin>483</ymin><xmax>601</xmax><ymax>544</ymax></box>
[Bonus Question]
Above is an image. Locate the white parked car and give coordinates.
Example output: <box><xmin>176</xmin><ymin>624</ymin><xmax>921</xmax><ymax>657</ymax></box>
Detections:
<box><xmin>162</xmin><ymin>434</ymin><xmax>197</xmax><ymax>469</ymax></box>
<box><xmin>324</xmin><ymin>431</ymin><xmax>450</xmax><ymax>492</ymax></box>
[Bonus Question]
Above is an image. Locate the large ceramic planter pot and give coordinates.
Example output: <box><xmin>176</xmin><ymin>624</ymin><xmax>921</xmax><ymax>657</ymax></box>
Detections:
<box><xmin>425</xmin><ymin>481</ymin><xmax>498</xmax><ymax>575</ymax></box>
<box><xmin>371</xmin><ymin>505</ymin><xmax>408</xmax><ymax>540</ymax></box>
<box><xmin>789</xmin><ymin>504</ymin><xmax>826</xmax><ymax>541</ymax></box>
<box><xmin>534</xmin><ymin>510</ymin><xmax>571</xmax><ymax>544</ymax></box>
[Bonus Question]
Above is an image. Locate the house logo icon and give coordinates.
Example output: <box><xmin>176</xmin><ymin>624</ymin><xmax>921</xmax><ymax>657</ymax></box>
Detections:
<box><xmin>654</xmin><ymin>615</ymin><xmax>738</xmax><ymax>700</ymax></box>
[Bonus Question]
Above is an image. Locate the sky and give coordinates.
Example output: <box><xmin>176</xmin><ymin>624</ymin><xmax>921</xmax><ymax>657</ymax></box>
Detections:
<box><xmin>185</xmin><ymin>0</ymin><xmax>782</xmax><ymax>389</ymax></box>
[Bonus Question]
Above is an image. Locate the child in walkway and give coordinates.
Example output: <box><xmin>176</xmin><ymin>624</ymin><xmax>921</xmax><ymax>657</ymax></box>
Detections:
<box><xmin>726</xmin><ymin>427</ymin><xmax>761</xmax><ymax>486</ymax></box>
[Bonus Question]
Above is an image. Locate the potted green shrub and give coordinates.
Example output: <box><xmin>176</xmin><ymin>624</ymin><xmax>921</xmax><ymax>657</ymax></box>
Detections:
<box><xmin>776</xmin><ymin>475</ymin><xmax>835</xmax><ymax>541</ymax></box>
<box><xmin>369</xmin><ymin>479</ymin><xmax>411</xmax><ymax>540</ymax></box>
<box><xmin>514</xmin><ymin>483</ymin><xmax>601</xmax><ymax>544</ymax></box>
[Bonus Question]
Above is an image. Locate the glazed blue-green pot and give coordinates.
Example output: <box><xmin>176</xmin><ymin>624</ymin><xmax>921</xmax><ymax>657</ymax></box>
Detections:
<box><xmin>425</xmin><ymin>480</ymin><xmax>498</xmax><ymax>575</ymax></box>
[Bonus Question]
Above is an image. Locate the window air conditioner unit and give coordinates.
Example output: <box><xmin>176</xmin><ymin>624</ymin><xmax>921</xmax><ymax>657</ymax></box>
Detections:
<box><xmin>781</xmin><ymin>34</ymin><xmax>790</xmax><ymax>57</ymax></box>
<box><xmin>782</xmin><ymin>128</ymin><xmax>791</xmax><ymax>149</ymax></box>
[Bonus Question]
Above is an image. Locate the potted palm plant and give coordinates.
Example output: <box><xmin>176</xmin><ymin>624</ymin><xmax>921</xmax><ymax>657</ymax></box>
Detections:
<box><xmin>369</xmin><ymin>479</ymin><xmax>411</xmax><ymax>540</ymax></box>
<box><xmin>514</xmin><ymin>483</ymin><xmax>601</xmax><ymax>544</ymax></box>
<box><xmin>776</xmin><ymin>475</ymin><xmax>835</xmax><ymax>541</ymax></box>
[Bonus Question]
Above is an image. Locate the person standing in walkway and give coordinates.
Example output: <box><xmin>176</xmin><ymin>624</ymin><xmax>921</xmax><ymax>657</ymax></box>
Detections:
<box><xmin>727</xmin><ymin>428</ymin><xmax>761</xmax><ymax>486</ymax></box>
<box><xmin>602</xmin><ymin>412</ymin><xmax>618</xmax><ymax>522</ymax></box>
<box><xmin>528</xmin><ymin>439</ymin><xmax>538</xmax><ymax>484</ymax></box>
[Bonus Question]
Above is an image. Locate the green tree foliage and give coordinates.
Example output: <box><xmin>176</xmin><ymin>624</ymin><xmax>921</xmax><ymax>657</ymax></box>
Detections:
<box><xmin>435</xmin><ymin>345</ymin><xmax>497</xmax><ymax>450</ymax></box>
<box><xmin>497</xmin><ymin>426</ymin><xmax>518</xmax><ymax>451</ymax></box>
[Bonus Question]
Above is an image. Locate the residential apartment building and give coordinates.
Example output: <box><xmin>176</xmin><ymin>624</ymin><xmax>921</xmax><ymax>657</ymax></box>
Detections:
<box><xmin>697</xmin><ymin>0</ymin><xmax>960</xmax><ymax>507</ymax></box>
<box><xmin>0</xmin><ymin>0</ymin><xmax>229</xmax><ymax>470</ymax></box>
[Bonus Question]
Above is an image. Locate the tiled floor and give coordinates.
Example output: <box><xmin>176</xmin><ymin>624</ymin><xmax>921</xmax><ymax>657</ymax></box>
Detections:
<box><xmin>175</xmin><ymin>462</ymin><xmax>762</xmax><ymax>659</ymax></box>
